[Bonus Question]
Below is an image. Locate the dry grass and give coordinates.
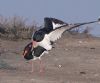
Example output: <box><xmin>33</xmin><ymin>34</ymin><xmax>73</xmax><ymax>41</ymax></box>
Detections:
<box><xmin>0</xmin><ymin>15</ymin><xmax>36</xmax><ymax>40</ymax></box>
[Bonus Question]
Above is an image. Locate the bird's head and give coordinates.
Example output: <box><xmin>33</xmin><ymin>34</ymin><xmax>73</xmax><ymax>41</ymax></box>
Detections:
<box><xmin>23</xmin><ymin>42</ymin><xmax>32</xmax><ymax>57</ymax></box>
<box><xmin>23</xmin><ymin>42</ymin><xmax>34</xmax><ymax>60</ymax></box>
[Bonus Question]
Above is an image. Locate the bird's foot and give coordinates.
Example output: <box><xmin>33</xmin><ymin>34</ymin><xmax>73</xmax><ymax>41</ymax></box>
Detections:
<box><xmin>39</xmin><ymin>68</ymin><xmax>45</xmax><ymax>74</ymax></box>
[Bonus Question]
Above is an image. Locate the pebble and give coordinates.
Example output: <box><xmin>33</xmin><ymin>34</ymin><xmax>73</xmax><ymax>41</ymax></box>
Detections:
<box><xmin>58</xmin><ymin>65</ymin><xmax>62</xmax><ymax>68</ymax></box>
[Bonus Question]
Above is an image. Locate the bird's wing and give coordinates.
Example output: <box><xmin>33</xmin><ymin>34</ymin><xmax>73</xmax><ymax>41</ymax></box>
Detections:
<box><xmin>43</xmin><ymin>17</ymin><xmax>71</xmax><ymax>42</ymax></box>
<box><xmin>44</xmin><ymin>17</ymin><xmax>68</xmax><ymax>32</ymax></box>
<box><xmin>44</xmin><ymin>17</ymin><xmax>100</xmax><ymax>42</ymax></box>
<box><xmin>47</xmin><ymin>19</ymin><xmax>100</xmax><ymax>42</ymax></box>
<box><xmin>47</xmin><ymin>26</ymin><xmax>70</xmax><ymax>42</ymax></box>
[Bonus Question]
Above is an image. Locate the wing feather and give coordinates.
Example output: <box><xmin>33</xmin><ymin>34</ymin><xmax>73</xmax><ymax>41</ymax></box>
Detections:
<box><xmin>44</xmin><ymin>17</ymin><xmax>68</xmax><ymax>30</ymax></box>
<box><xmin>48</xmin><ymin>26</ymin><xmax>69</xmax><ymax>42</ymax></box>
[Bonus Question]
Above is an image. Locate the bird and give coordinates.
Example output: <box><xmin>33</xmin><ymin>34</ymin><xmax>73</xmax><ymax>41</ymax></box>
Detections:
<box><xmin>32</xmin><ymin>17</ymin><xmax>100</xmax><ymax>51</ymax></box>
<box><xmin>23</xmin><ymin>17</ymin><xmax>100</xmax><ymax>72</ymax></box>
<box><xmin>23</xmin><ymin>42</ymin><xmax>47</xmax><ymax>72</ymax></box>
<box><xmin>32</xmin><ymin>17</ymin><xmax>68</xmax><ymax>50</ymax></box>
<box><xmin>23</xmin><ymin>17</ymin><xmax>68</xmax><ymax>72</ymax></box>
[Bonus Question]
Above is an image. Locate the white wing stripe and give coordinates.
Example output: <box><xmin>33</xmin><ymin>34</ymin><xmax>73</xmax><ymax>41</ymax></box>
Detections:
<box><xmin>52</xmin><ymin>22</ymin><xmax>65</xmax><ymax>29</ymax></box>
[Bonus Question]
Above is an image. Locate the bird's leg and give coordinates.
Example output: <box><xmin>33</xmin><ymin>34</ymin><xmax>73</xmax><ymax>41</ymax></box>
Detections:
<box><xmin>29</xmin><ymin>60</ymin><xmax>34</xmax><ymax>73</ymax></box>
<box><xmin>31</xmin><ymin>60</ymin><xmax>34</xmax><ymax>72</ymax></box>
<box><xmin>38</xmin><ymin>59</ymin><xmax>45</xmax><ymax>73</ymax></box>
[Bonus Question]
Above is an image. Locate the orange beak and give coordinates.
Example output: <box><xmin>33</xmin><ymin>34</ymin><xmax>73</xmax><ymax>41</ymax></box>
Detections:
<box><xmin>32</xmin><ymin>41</ymin><xmax>37</xmax><ymax>48</ymax></box>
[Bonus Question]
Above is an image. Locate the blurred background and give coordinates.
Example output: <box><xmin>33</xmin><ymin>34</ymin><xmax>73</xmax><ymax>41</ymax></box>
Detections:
<box><xmin>0</xmin><ymin>0</ymin><xmax>100</xmax><ymax>38</ymax></box>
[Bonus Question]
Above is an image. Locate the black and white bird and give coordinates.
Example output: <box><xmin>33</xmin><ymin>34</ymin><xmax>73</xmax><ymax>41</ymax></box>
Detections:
<box><xmin>32</xmin><ymin>17</ymin><xmax>100</xmax><ymax>53</ymax></box>
<box><xmin>23</xmin><ymin>17</ymin><xmax>100</xmax><ymax>72</ymax></box>
<box><xmin>23</xmin><ymin>17</ymin><xmax>67</xmax><ymax>72</ymax></box>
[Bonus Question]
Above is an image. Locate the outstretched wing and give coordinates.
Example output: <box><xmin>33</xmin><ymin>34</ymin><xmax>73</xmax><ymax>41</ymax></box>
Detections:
<box><xmin>47</xmin><ymin>25</ymin><xmax>70</xmax><ymax>42</ymax></box>
<box><xmin>35</xmin><ymin>17</ymin><xmax>99</xmax><ymax>51</ymax></box>
<box><xmin>44</xmin><ymin>17</ymin><xmax>69</xmax><ymax>42</ymax></box>
<box><xmin>47</xmin><ymin>19</ymin><xmax>100</xmax><ymax>42</ymax></box>
<box><xmin>44</xmin><ymin>17</ymin><xmax>68</xmax><ymax>32</ymax></box>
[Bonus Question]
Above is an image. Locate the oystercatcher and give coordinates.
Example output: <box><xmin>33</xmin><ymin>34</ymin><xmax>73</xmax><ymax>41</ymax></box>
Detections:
<box><xmin>23</xmin><ymin>17</ymin><xmax>100</xmax><ymax>72</ymax></box>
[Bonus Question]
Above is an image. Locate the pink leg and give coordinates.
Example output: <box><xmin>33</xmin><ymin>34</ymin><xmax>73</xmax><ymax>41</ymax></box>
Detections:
<box><xmin>31</xmin><ymin>61</ymin><xmax>34</xmax><ymax>72</ymax></box>
<box><xmin>38</xmin><ymin>59</ymin><xmax>45</xmax><ymax>73</ymax></box>
<box><xmin>29</xmin><ymin>60</ymin><xmax>34</xmax><ymax>73</ymax></box>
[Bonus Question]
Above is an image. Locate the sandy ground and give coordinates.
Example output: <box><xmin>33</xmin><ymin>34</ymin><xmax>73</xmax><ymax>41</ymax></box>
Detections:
<box><xmin>0</xmin><ymin>35</ymin><xmax>100</xmax><ymax>83</ymax></box>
